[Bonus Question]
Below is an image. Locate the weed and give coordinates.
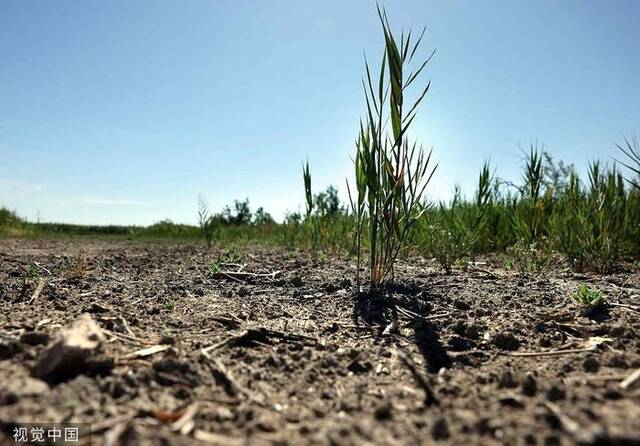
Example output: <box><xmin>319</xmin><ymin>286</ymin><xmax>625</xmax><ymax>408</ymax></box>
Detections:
<box><xmin>511</xmin><ymin>144</ymin><xmax>546</xmax><ymax>243</ymax></box>
<box><xmin>504</xmin><ymin>239</ymin><xmax>552</xmax><ymax>275</ymax></box>
<box><xmin>26</xmin><ymin>263</ymin><xmax>39</xmax><ymax>279</ymax></box>
<box><xmin>198</xmin><ymin>196</ymin><xmax>217</xmax><ymax>248</ymax></box>
<box><xmin>572</xmin><ymin>284</ymin><xmax>605</xmax><ymax>312</ymax></box>
<box><xmin>209</xmin><ymin>244</ymin><xmax>242</xmax><ymax>274</ymax></box>
<box><xmin>164</xmin><ymin>298</ymin><xmax>176</xmax><ymax>312</ymax></box>
<box><xmin>425</xmin><ymin>163</ymin><xmax>494</xmax><ymax>273</ymax></box>
<box><xmin>302</xmin><ymin>161</ymin><xmax>320</xmax><ymax>256</ymax></box>
<box><xmin>348</xmin><ymin>5</ymin><xmax>437</xmax><ymax>287</ymax></box>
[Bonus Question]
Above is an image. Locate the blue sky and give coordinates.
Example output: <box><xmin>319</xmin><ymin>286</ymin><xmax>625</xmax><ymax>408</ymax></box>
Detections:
<box><xmin>1</xmin><ymin>0</ymin><xmax>639</xmax><ymax>225</ymax></box>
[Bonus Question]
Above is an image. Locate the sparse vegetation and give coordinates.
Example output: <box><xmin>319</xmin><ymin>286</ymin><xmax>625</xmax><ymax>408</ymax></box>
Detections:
<box><xmin>209</xmin><ymin>244</ymin><xmax>242</xmax><ymax>274</ymax></box>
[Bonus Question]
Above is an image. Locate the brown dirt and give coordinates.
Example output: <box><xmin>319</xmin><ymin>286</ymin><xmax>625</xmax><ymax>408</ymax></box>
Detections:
<box><xmin>1</xmin><ymin>239</ymin><xmax>639</xmax><ymax>445</ymax></box>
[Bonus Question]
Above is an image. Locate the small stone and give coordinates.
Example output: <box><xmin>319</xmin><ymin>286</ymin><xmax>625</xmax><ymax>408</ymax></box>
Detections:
<box><xmin>492</xmin><ymin>332</ymin><xmax>520</xmax><ymax>350</ymax></box>
<box><xmin>522</xmin><ymin>373</ymin><xmax>537</xmax><ymax>397</ymax></box>
<box><xmin>431</xmin><ymin>416</ymin><xmax>450</xmax><ymax>440</ymax></box>
<box><xmin>215</xmin><ymin>407</ymin><xmax>233</xmax><ymax>422</ymax></box>
<box><xmin>498</xmin><ymin>370</ymin><xmax>518</xmax><ymax>388</ymax></box>
<box><xmin>546</xmin><ymin>384</ymin><xmax>566</xmax><ymax>402</ymax></box>
<box><xmin>32</xmin><ymin>314</ymin><xmax>107</xmax><ymax>381</ymax></box>
<box><xmin>19</xmin><ymin>331</ymin><xmax>50</xmax><ymax>346</ymax></box>
<box><xmin>374</xmin><ymin>401</ymin><xmax>393</xmax><ymax>421</ymax></box>
<box><xmin>582</xmin><ymin>356</ymin><xmax>599</xmax><ymax>373</ymax></box>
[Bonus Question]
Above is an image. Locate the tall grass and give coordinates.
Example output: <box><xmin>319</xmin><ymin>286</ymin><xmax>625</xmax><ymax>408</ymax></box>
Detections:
<box><xmin>617</xmin><ymin>135</ymin><xmax>640</xmax><ymax>190</ymax></box>
<box><xmin>417</xmin><ymin>147</ymin><xmax>639</xmax><ymax>273</ymax></box>
<box><xmin>348</xmin><ymin>6</ymin><xmax>437</xmax><ymax>287</ymax></box>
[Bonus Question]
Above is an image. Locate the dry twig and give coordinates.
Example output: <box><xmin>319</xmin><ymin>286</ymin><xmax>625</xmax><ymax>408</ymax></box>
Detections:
<box><xmin>620</xmin><ymin>368</ymin><xmax>640</xmax><ymax>390</ymax></box>
<box><xmin>28</xmin><ymin>278</ymin><xmax>46</xmax><ymax>304</ymax></box>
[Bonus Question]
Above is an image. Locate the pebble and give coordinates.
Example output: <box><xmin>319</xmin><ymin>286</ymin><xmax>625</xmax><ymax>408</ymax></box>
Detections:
<box><xmin>546</xmin><ymin>384</ymin><xmax>566</xmax><ymax>402</ymax></box>
<box><xmin>582</xmin><ymin>356</ymin><xmax>599</xmax><ymax>373</ymax></box>
<box><xmin>492</xmin><ymin>332</ymin><xmax>520</xmax><ymax>350</ymax></box>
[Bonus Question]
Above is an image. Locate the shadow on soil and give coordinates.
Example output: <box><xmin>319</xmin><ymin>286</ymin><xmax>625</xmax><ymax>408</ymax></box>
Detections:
<box><xmin>351</xmin><ymin>281</ymin><xmax>451</xmax><ymax>374</ymax></box>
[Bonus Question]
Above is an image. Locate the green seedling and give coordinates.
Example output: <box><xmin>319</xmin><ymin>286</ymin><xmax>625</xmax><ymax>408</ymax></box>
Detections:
<box><xmin>26</xmin><ymin>263</ymin><xmax>39</xmax><ymax>278</ymax></box>
<box><xmin>572</xmin><ymin>284</ymin><xmax>605</xmax><ymax>311</ymax></box>
<box><xmin>302</xmin><ymin>160</ymin><xmax>320</xmax><ymax>257</ymax></box>
<box><xmin>209</xmin><ymin>244</ymin><xmax>242</xmax><ymax>274</ymax></box>
<box><xmin>164</xmin><ymin>298</ymin><xmax>176</xmax><ymax>312</ymax></box>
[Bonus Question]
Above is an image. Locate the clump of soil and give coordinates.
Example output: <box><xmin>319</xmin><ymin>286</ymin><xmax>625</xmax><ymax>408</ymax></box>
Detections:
<box><xmin>1</xmin><ymin>239</ymin><xmax>639</xmax><ymax>445</ymax></box>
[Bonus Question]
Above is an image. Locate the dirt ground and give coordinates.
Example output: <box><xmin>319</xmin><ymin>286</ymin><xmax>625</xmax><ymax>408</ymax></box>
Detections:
<box><xmin>1</xmin><ymin>239</ymin><xmax>639</xmax><ymax>446</ymax></box>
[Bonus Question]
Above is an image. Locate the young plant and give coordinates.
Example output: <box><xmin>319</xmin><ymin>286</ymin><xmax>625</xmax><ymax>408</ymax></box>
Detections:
<box><xmin>348</xmin><ymin>6</ymin><xmax>437</xmax><ymax>287</ymax></box>
<box><xmin>504</xmin><ymin>238</ymin><xmax>552</xmax><ymax>276</ymax></box>
<box><xmin>164</xmin><ymin>298</ymin><xmax>176</xmax><ymax>312</ymax></box>
<box><xmin>26</xmin><ymin>263</ymin><xmax>39</xmax><ymax>279</ymax></box>
<box><xmin>302</xmin><ymin>161</ymin><xmax>319</xmax><ymax>256</ymax></box>
<box><xmin>572</xmin><ymin>284</ymin><xmax>605</xmax><ymax>312</ymax></box>
<box><xmin>511</xmin><ymin>145</ymin><xmax>545</xmax><ymax>243</ymax></box>
<box><xmin>426</xmin><ymin>163</ymin><xmax>493</xmax><ymax>273</ymax></box>
<box><xmin>198</xmin><ymin>196</ymin><xmax>216</xmax><ymax>248</ymax></box>
<box><xmin>208</xmin><ymin>244</ymin><xmax>242</xmax><ymax>274</ymax></box>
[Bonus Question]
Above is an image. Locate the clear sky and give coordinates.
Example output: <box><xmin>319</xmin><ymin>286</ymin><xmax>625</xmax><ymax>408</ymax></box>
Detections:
<box><xmin>1</xmin><ymin>0</ymin><xmax>639</xmax><ymax>225</ymax></box>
